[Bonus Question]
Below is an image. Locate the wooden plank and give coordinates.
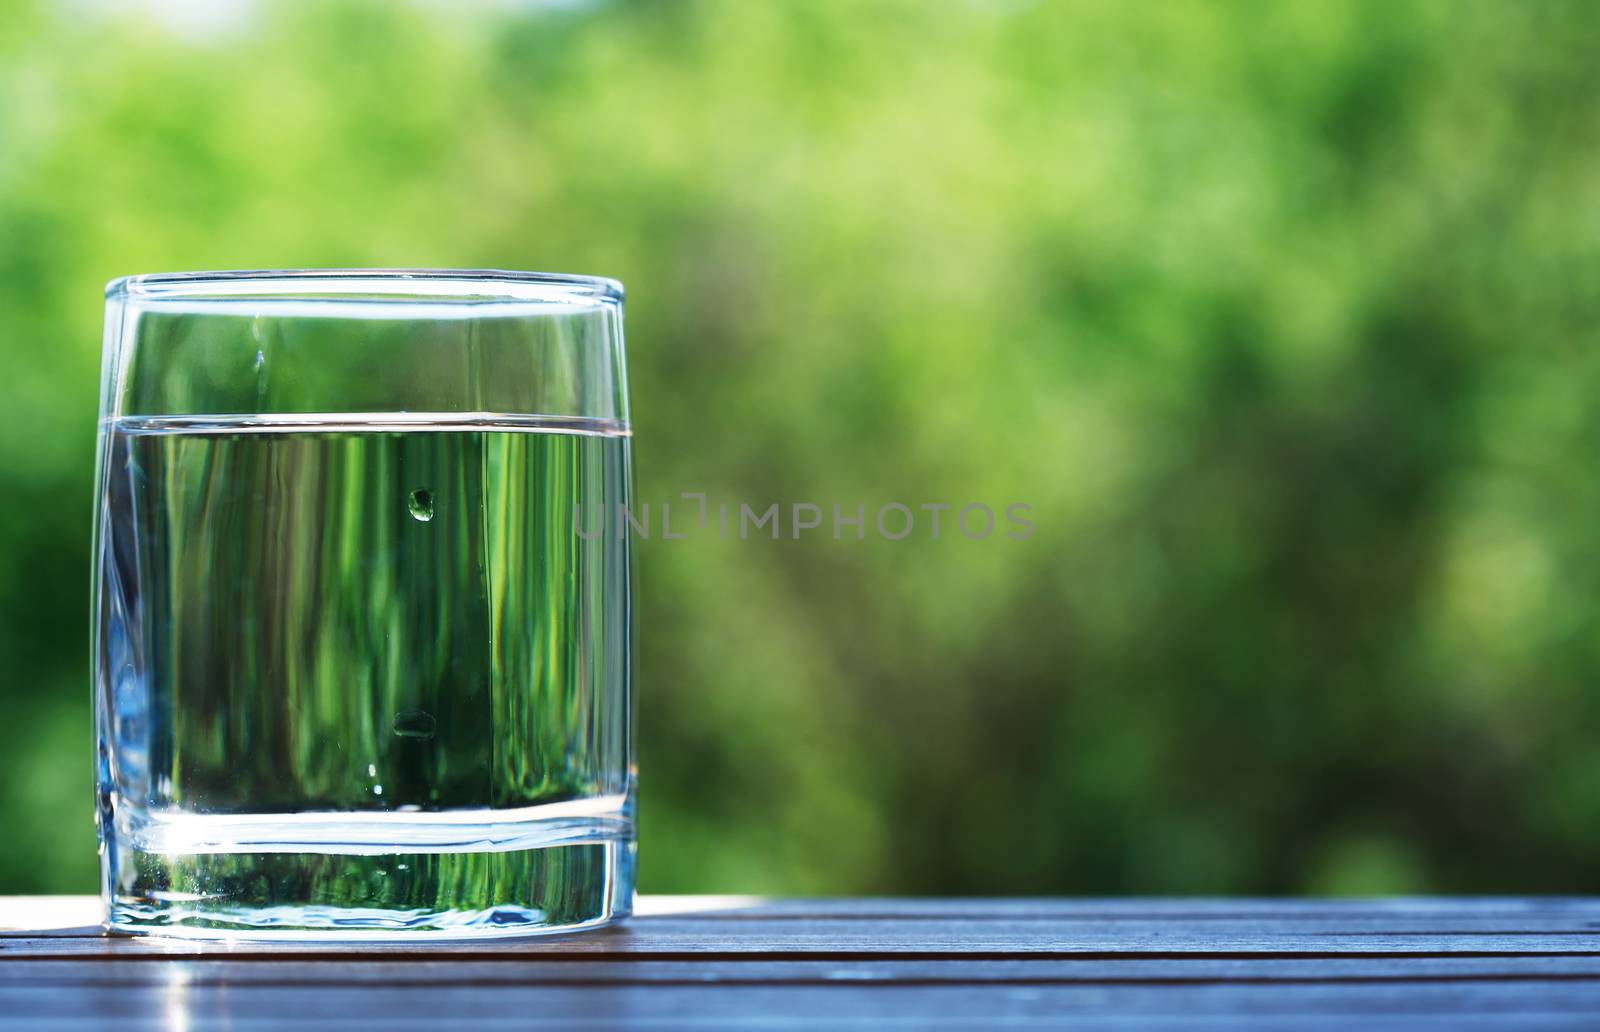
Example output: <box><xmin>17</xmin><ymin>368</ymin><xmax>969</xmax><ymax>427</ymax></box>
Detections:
<box><xmin>12</xmin><ymin>897</ymin><xmax>1600</xmax><ymax>957</ymax></box>
<box><xmin>6</xmin><ymin>954</ymin><xmax>1600</xmax><ymax>986</ymax></box>
<box><xmin>6</xmin><ymin>981</ymin><xmax>1600</xmax><ymax>1030</ymax></box>
<box><xmin>13</xmin><ymin>920</ymin><xmax>1600</xmax><ymax>958</ymax></box>
<box><xmin>6</xmin><ymin>899</ymin><xmax>1600</xmax><ymax>1030</ymax></box>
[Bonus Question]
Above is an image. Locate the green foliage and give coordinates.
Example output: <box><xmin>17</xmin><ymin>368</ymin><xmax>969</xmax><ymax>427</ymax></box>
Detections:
<box><xmin>2</xmin><ymin>0</ymin><xmax>1599</xmax><ymax>894</ymax></box>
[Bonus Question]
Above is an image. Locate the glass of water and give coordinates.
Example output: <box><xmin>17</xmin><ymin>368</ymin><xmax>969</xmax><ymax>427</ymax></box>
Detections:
<box><xmin>94</xmin><ymin>270</ymin><xmax>635</xmax><ymax>938</ymax></box>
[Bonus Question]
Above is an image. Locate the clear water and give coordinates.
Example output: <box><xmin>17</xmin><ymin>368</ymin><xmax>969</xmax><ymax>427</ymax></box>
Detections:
<box><xmin>94</xmin><ymin>415</ymin><xmax>634</xmax><ymax>937</ymax></box>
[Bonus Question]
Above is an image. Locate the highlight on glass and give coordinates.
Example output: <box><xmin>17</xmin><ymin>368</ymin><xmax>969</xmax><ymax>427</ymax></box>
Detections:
<box><xmin>93</xmin><ymin>270</ymin><xmax>635</xmax><ymax>938</ymax></box>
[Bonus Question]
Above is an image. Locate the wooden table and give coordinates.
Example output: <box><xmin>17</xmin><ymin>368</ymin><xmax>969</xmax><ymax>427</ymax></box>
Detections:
<box><xmin>4</xmin><ymin>897</ymin><xmax>1600</xmax><ymax>1028</ymax></box>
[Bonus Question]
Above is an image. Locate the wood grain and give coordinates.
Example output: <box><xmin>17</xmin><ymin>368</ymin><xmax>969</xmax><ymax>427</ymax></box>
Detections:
<box><xmin>3</xmin><ymin>897</ymin><xmax>1600</xmax><ymax>1029</ymax></box>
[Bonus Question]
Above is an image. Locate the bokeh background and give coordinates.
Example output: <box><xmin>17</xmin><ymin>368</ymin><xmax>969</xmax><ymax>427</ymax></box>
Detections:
<box><xmin>3</xmin><ymin>0</ymin><xmax>1599</xmax><ymax>895</ymax></box>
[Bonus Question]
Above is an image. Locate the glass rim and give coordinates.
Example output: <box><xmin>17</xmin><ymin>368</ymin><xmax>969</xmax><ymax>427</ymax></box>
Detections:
<box><xmin>106</xmin><ymin>268</ymin><xmax>625</xmax><ymax>305</ymax></box>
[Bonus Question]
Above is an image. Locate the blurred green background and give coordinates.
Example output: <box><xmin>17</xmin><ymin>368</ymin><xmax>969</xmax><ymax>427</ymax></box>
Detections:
<box><xmin>2</xmin><ymin>0</ymin><xmax>1599</xmax><ymax>896</ymax></box>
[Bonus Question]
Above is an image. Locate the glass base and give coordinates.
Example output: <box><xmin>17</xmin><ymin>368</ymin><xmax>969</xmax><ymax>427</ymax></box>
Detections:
<box><xmin>103</xmin><ymin>810</ymin><xmax>634</xmax><ymax>941</ymax></box>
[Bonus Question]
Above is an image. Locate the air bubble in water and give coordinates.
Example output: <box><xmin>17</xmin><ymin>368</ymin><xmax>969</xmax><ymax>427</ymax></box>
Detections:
<box><xmin>408</xmin><ymin>488</ymin><xmax>434</xmax><ymax>522</ymax></box>
<box><xmin>394</xmin><ymin>709</ymin><xmax>437</xmax><ymax>740</ymax></box>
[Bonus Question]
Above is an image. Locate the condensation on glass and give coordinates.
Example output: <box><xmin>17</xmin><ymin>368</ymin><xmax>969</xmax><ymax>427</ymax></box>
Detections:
<box><xmin>93</xmin><ymin>270</ymin><xmax>635</xmax><ymax>938</ymax></box>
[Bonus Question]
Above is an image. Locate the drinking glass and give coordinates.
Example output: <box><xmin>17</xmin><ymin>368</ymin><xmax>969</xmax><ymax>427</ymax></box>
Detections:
<box><xmin>93</xmin><ymin>270</ymin><xmax>635</xmax><ymax>938</ymax></box>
